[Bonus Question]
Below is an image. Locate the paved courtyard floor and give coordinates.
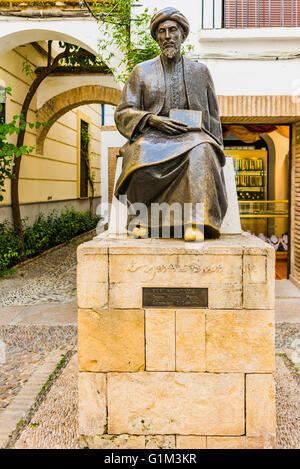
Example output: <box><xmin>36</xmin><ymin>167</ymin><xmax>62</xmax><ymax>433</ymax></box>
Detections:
<box><xmin>0</xmin><ymin>233</ymin><xmax>299</xmax><ymax>449</ymax></box>
<box><xmin>9</xmin><ymin>353</ymin><xmax>300</xmax><ymax>450</ymax></box>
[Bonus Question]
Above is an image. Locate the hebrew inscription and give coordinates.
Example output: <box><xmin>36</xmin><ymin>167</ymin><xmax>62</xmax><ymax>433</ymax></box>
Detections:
<box><xmin>127</xmin><ymin>262</ymin><xmax>223</xmax><ymax>282</ymax></box>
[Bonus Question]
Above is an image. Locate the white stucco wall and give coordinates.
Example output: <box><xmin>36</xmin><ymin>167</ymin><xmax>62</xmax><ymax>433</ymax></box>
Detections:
<box><xmin>134</xmin><ymin>0</ymin><xmax>222</xmax><ymax>42</ymax></box>
<box><xmin>0</xmin><ymin>5</ymin><xmax>299</xmax><ymax>99</ymax></box>
<box><xmin>37</xmin><ymin>74</ymin><xmax>120</xmax><ymax>109</ymax></box>
<box><xmin>201</xmin><ymin>57</ymin><xmax>300</xmax><ymax>96</ymax></box>
<box><xmin>197</xmin><ymin>27</ymin><xmax>300</xmax><ymax>96</ymax></box>
<box><xmin>100</xmin><ymin>130</ymin><xmax>126</xmax><ymax>224</ymax></box>
<box><xmin>103</xmin><ymin>105</ymin><xmax>116</xmax><ymax>126</ymax></box>
<box><xmin>133</xmin><ymin>0</ymin><xmax>207</xmax><ymax>50</ymax></box>
<box><xmin>0</xmin><ymin>18</ymin><xmax>125</xmax><ymax>76</ymax></box>
<box><xmin>136</xmin><ymin>1</ymin><xmax>300</xmax><ymax>97</ymax></box>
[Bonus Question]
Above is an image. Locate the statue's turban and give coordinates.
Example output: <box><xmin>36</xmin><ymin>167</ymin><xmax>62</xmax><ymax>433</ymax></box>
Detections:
<box><xmin>150</xmin><ymin>7</ymin><xmax>190</xmax><ymax>41</ymax></box>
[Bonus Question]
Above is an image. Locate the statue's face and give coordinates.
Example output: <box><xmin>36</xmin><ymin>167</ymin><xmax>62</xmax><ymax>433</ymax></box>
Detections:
<box><xmin>156</xmin><ymin>20</ymin><xmax>183</xmax><ymax>59</ymax></box>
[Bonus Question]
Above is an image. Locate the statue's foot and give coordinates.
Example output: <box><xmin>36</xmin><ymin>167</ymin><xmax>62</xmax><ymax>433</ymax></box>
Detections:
<box><xmin>184</xmin><ymin>226</ymin><xmax>204</xmax><ymax>242</ymax></box>
<box><xmin>132</xmin><ymin>226</ymin><xmax>148</xmax><ymax>238</ymax></box>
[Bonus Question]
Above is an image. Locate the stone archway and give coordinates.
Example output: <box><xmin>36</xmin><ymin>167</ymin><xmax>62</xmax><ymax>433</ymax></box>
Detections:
<box><xmin>0</xmin><ymin>19</ymin><xmax>126</xmax><ymax>90</ymax></box>
<box><xmin>0</xmin><ymin>21</ymin><xmax>114</xmax><ymax>59</ymax></box>
<box><xmin>36</xmin><ymin>85</ymin><xmax>121</xmax><ymax>153</ymax></box>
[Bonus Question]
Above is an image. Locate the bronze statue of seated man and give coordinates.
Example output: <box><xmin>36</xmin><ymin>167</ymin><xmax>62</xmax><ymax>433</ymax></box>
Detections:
<box><xmin>114</xmin><ymin>7</ymin><xmax>228</xmax><ymax>241</ymax></box>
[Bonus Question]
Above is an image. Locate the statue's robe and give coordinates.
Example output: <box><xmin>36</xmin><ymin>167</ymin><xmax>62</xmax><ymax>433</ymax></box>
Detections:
<box><xmin>114</xmin><ymin>55</ymin><xmax>228</xmax><ymax>237</ymax></box>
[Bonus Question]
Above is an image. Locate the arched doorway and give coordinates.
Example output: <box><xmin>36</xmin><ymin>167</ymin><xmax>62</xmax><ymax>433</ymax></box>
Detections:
<box><xmin>0</xmin><ymin>20</ymin><xmax>122</xmax><ymax>223</ymax></box>
<box><xmin>224</xmin><ymin>126</ymin><xmax>290</xmax><ymax>279</ymax></box>
<box><xmin>36</xmin><ymin>85</ymin><xmax>121</xmax><ymax>154</ymax></box>
<box><xmin>0</xmin><ymin>21</ymin><xmax>123</xmax><ymax>72</ymax></box>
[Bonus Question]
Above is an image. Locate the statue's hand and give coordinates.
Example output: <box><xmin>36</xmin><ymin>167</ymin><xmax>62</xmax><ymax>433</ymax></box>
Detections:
<box><xmin>148</xmin><ymin>115</ymin><xmax>188</xmax><ymax>135</ymax></box>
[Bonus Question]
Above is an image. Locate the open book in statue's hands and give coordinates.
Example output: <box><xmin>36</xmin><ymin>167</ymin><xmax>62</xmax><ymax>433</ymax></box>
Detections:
<box><xmin>169</xmin><ymin>109</ymin><xmax>202</xmax><ymax>131</ymax></box>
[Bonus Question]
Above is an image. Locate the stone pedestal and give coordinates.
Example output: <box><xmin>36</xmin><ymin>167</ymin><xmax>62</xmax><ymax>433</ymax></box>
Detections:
<box><xmin>77</xmin><ymin>233</ymin><xmax>276</xmax><ymax>449</ymax></box>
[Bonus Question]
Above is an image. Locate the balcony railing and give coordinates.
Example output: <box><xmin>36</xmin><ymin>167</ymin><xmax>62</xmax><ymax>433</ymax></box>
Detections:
<box><xmin>201</xmin><ymin>0</ymin><xmax>300</xmax><ymax>29</ymax></box>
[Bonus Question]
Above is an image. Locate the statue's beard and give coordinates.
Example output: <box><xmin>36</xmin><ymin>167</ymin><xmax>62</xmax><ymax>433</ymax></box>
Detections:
<box><xmin>161</xmin><ymin>44</ymin><xmax>180</xmax><ymax>59</ymax></box>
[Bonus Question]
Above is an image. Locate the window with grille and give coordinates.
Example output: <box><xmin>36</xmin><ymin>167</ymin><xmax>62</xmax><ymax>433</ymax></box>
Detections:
<box><xmin>223</xmin><ymin>0</ymin><xmax>300</xmax><ymax>27</ymax></box>
<box><xmin>80</xmin><ymin>119</ymin><xmax>89</xmax><ymax>198</ymax></box>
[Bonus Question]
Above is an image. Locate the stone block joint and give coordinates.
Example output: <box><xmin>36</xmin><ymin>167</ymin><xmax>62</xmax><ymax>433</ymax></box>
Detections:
<box><xmin>77</xmin><ymin>234</ymin><xmax>276</xmax><ymax>449</ymax></box>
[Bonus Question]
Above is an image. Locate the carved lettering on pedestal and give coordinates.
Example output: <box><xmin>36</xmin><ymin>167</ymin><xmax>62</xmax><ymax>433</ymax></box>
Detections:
<box><xmin>127</xmin><ymin>262</ymin><xmax>223</xmax><ymax>281</ymax></box>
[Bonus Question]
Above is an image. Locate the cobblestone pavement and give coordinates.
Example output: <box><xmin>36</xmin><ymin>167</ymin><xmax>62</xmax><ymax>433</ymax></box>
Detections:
<box><xmin>0</xmin><ymin>231</ymin><xmax>94</xmax><ymax>306</ymax></box>
<box><xmin>0</xmin><ymin>346</ymin><xmax>46</xmax><ymax>415</ymax></box>
<box><xmin>276</xmin><ymin>323</ymin><xmax>300</xmax><ymax>350</ymax></box>
<box><xmin>0</xmin><ymin>321</ymin><xmax>298</xmax><ymax>438</ymax></box>
<box><xmin>0</xmin><ymin>325</ymin><xmax>77</xmax><ymax>420</ymax></box>
<box><xmin>276</xmin><ymin>354</ymin><xmax>300</xmax><ymax>449</ymax></box>
<box><xmin>11</xmin><ymin>353</ymin><xmax>300</xmax><ymax>449</ymax></box>
<box><xmin>1</xmin><ymin>323</ymin><xmax>299</xmax><ymax>449</ymax></box>
<box><xmin>0</xmin><ymin>232</ymin><xmax>299</xmax><ymax>448</ymax></box>
<box><xmin>13</xmin><ymin>354</ymin><xmax>80</xmax><ymax>449</ymax></box>
<box><xmin>0</xmin><ymin>231</ymin><xmax>87</xmax><ymax>439</ymax></box>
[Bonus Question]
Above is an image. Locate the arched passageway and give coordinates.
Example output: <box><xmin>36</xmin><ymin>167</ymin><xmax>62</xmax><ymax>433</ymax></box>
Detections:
<box><xmin>0</xmin><ymin>20</ymin><xmax>114</xmax><ymax>58</ymax></box>
<box><xmin>0</xmin><ymin>20</ymin><xmax>125</xmax><ymax>83</ymax></box>
<box><xmin>36</xmin><ymin>85</ymin><xmax>121</xmax><ymax>153</ymax></box>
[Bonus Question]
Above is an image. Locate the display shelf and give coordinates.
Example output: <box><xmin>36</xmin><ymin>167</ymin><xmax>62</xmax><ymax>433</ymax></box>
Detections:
<box><xmin>230</xmin><ymin>150</ymin><xmax>267</xmax><ymax>202</ymax></box>
<box><xmin>238</xmin><ymin>200</ymin><xmax>289</xmax><ymax>218</ymax></box>
<box><xmin>237</xmin><ymin>187</ymin><xmax>264</xmax><ymax>191</ymax></box>
<box><xmin>237</xmin><ymin>170</ymin><xmax>265</xmax><ymax>176</ymax></box>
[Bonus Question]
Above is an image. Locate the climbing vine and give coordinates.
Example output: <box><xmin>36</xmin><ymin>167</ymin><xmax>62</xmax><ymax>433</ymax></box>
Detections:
<box><xmin>0</xmin><ymin>87</ymin><xmax>48</xmax><ymax>202</ymax></box>
<box><xmin>80</xmin><ymin>125</ymin><xmax>96</xmax><ymax>212</ymax></box>
<box><xmin>94</xmin><ymin>0</ymin><xmax>193</xmax><ymax>82</ymax></box>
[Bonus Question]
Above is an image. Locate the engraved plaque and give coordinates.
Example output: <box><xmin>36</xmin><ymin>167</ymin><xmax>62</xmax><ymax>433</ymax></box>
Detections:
<box><xmin>143</xmin><ymin>287</ymin><xmax>208</xmax><ymax>308</ymax></box>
